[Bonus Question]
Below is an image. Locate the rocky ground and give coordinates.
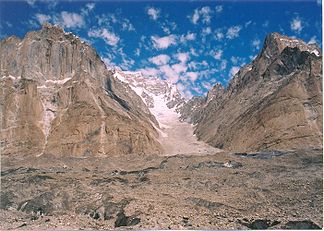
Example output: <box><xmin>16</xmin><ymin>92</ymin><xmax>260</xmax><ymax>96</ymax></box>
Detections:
<box><xmin>1</xmin><ymin>148</ymin><xmax>322</xmax><ymax>230</ymax></box>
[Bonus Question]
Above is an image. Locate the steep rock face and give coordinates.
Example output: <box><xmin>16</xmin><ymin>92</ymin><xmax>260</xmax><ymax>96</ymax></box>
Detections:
<box><xmin>179</xmin><ymin>83</ymin><xmax>225</xmax><ymax>124</ymax></box>
<box><xmin>178</xmin><ymin>96</ymin><xmax>205</xmax><ymax>124</ymax></box>
<box><xmin>0</xmin><ymin>24</ymin><xmax>162</xmax><ymax>157</ymax></box>
<box><xmin>191</xmin><ymin>33</ymin><xmax>322</xmax><ymax>152</ymax></box>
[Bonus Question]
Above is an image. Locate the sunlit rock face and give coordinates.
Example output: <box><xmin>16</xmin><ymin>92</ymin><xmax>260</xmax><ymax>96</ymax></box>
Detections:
<box><xmin>0</xmin><ymin>23</ymin><xmax>163</xmax><ymax>157</ymax></box>
<box><xmin>183</xmin><ymin>32</ymin><xmax>323</xmax><ymax>152</ymax></box>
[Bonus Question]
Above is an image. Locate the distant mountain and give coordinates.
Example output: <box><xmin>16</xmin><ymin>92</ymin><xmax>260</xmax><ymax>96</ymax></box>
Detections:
<box><xmin>113</xmin><ymin>68</ymin><xmax>185</xmax><ymax>108</ymax></box>
<box><xmin>0</xmin><ymin>23</ymin><xmax>162</xmax><ymax>157</ymax></box>
<box><xmin>111</xmin><ymin>68</ymin><xmax>221</xmax><ymax>155</ymax></box>
<box><xmin>182</xmin><ymin>32</ymin><xmax>322</xmax><ymax>152</ymax></box>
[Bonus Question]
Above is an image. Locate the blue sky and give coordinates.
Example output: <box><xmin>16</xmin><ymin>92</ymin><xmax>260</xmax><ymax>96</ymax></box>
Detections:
<box><xmin>0</xmin><ymin>0</ymin><xmax>322</xmax><ymax>98</ymax></box>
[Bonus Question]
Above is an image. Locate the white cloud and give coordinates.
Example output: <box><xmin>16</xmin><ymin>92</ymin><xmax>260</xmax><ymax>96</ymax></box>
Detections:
<box><xmin>229</xmin><ymin>66</ymin><xmax>240</xmax><ymax>77</ymax></box>
<box><xmin>102</xmin><ymin>58</ymin><xmax>116</xmax><ymax>68</ymax></box>
<box><xmin>230</xmin><ymin>56</ymin><xmax>245</xmax><ymax>65</ymax></box>
<box><xmin>202</xmin><ymin>81</ymin><xmax>212</xmax><ymax>90</ymax></box>
<box><xmin>249</xmin><ymin>55</ymin><xmax>257</xmax><ymax>61</ymax></box>
<box><xmin>121</xmin><ymin>20</ymin><xmax>135</xmax><ymax>31</ymax></box>
<box><xmin>215</xmin><ymin>5</ymin><xmax>223</xmax><ymax>13</ymax></box>
<box><xmin>135</xmin><ymin>48</ymin><xmax>140</xmax><ymax>56</ymax></box>
<box><xmin>172</xmin><ymin>63</ymin><xmax>187</xmax><ymax>74</ymax></box>
<box><xmin>60</xmin><ymin>11</ymin><xmax>85</xmax><ymax>28</ymax></box>
<box><xmin>214</xmin><ymin>50</ymin><xmax>223</xmax><ymax>60</ymax></box>
<box><xmin>161</xmin><ymin>20</ymin><xmax>177</xmax><ymax>34</ymax></box>
<box><xmin>190</xmin><ymin>48</ymin><xmax>198</xmax><ymax>56</ymax></box>
<box><xmin>220</xmin><ymin>60</ymin><xmax>227</xmax><ymax>71</ymax></box>
<box><xmin>199</xmin><ymin>68</ymin><xmax>219</xmax><ymax>78</ymax></box>
<box><xmin>202</xmin><ymin>27</ymin><xmax>212</xmax><ymax>35</ymax></box>
<box><xmin>26</xmin><ymin>0</ymin><xmax>36</xmax><ymax>6</ymax></box>
<box><xmin>226</xmin><ymin>26</ymin><xmax>242</xmax><ymax>39</ymax></box>
<box><xmin>200</xmin><ymin>6</ymin><xmax>212</xmax><ymax>24</ymax></box>
<box><xmin>96</xmin><ymin>13</ymin><xmax>135</xmax><ymax>32</ymax></box>
<box><xmin>245</xmin><ymin>20</ymin><xmax>252</xmax><ymax>28</ymax></box>
<box><xmin>191</xmin><ymin>9</ymin><xmax>200</xmax><ymax>24</ymax></box>
<box><xmin>138</xmin><ymin>67</ymin><xmax>160</xmax><ymax>77</ymax></box>
<box><xmin>192</xmin><ymin>86</ymin><xmax>204</xmax><ymax>95</ymax></box>
<box><xmin>187</xmin><ymin>72</ymin><xmax>199</xmax><ymax>82</ymax></box>
<box><xmin>147</xmin><ymin>7</ymin><xmax>160</xmax><ymax>20</ymax></box>
<box><xmin>5</xmin><ymin>21</ymin><xmax>13</xmax><ymax>28</ymax></box>
<box><xmin>101</xmin><ymin>29</ymin><xmax>119</xmax><ymax>46</ymax></box>
<box><xmin>176</xmin><ymin>83</ymin><xmax>186</xmax><ymax>92</ymax></box>
<box><xmin>162</xmin><ymin>25</ymin><xmax>171</xmax><ymax>34</ymax></box>
<box><xmin>185</xmin><ymin>32</ymin><xmax>196</xmax><ymax>41</ymax></box>
<box><xmin>149</xmin><ymin>54</ymin><xmax>170</xmax><ymax>65</ymax></box>
<box><xmin>82</xmin><ymin>3</ymin><xmax>95</xmax><ymax>16</ymax></box>
<box><xmin>160</xmin><ymin>65</ymin><xmax>179</xmax><ymax>83</ymax></box>
<box><xmin>262</xmin><ymin>20</ymin><xmax>269</xmax><ymax>28</ymax></box>
<box><xmin>151</xmin><ymin>34</ymin><xmax>177</xmax><ymax>49</ymax></box>
<box><xmin>180</xmin><ymin>32</ymin><xmax>196</xmax><ymax>43</ymax></box>
<box><xmin>231</xmin><ymin>56</ymin><xmax>238</xmax><ymax>64</ymax></box>
<box><xmin>188</xmin><ymin>60</ymin><xmax>208</xmax><ymax>70</ymax></box>
<box><xmin>120</xmin><ymin>57</ymin><xmax>135</xmax><ymax>70</ymax></box>
<box><xmin>215</xmin><ymin>30</ymin><xmax>224</xmax><ymax>40</ymax></box>
<box><xmin>201</xmin><ymin>60</ymin><xmax>208</xmax><ymax>66</ymax></box>
<box><xmin>189</xmin><ymin>6</ymin><xmax>212</xmax><ymax>25</ymax></box>
<box><xmin>308</xmin><ymin>36</ymin><xmax>317</xmax><ymax>44</ymax></box>
<box><xmin>86</xmin><ymin>3</ymin><xmax>95</xmax><ymax>11</ymax></box>
<box><xmin>252</xmin><ymin>38</ymin><xmax>261</xmax><ymax>49</ymax></box>
<box><xmin>28</xmin><ymin>0</ymin><xmax>58</xmax><ymax>8</ymax></box>
<box><xmin>188</xmin><ymin>61</ymin><xmax>197</xmax><ymax>70</ymax></box>
<box><xmin>35</xmin><ymin>13</ymin><xmax>51</xmax><ymax>24</ymax></box>
<box><xmin>88</xmin><ymin>28</ymin><xmax>120</xmax><ymax>46</ymax></box>
<box><xmin>290</xmin><ymin>17</ymin><xmax>303</xmax><ymax>33</ymax></box>
<box><xmin>176</xmin><ymin>52</ymin><xmax>190</xmax><ymax>63</ymax></box>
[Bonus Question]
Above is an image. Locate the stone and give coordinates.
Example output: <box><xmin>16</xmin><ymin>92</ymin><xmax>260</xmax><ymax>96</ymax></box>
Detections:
<box><xmin>282</xmin><ymin>220</ymin><xmax>321</xmax><ymax>229</ymax></box>
<box><xmin>114</xmin><ymin>210</ymin><xmax>140</xmax><ymax>227</ymax></box>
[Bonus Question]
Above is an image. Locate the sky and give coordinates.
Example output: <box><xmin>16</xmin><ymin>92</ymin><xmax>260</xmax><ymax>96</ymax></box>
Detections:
<box><xmin>0</xmin><ymin>0</ymin><xmax>322</xmax><ymax>98</ymax></box>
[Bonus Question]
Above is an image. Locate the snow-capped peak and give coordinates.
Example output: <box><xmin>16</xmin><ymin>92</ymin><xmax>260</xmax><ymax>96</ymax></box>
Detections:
<box><xmin>112</xmin><ymin>68</ymin><xmax>185</xmax><ymax>110</ymax></box>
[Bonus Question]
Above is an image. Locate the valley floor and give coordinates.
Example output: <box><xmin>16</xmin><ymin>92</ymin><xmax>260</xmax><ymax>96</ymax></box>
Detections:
<box><xmin>1</xmin><ymin>148</ymin><xmax>322</xmax><ymax>230</ymax></box>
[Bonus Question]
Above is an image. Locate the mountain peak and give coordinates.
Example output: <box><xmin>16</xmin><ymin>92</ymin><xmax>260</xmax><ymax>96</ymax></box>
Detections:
<box><xmin>262</xmin><ymin>32</ymin><xmax>321</xmax><ymax>59</ymax></box>
<box><xmin>0</xmin><ymin>26</ymin><xmax>163</xmax><ymax>157</ymax></box>
<box><xmin>41</xmin><ymin>22</ymin><xmax>64</xmax><ymax>33</ymax></box>
<box><xmin>23</xmin><ymin>23</ymin><xmax>84</xmax><ymax>45</ymax></box>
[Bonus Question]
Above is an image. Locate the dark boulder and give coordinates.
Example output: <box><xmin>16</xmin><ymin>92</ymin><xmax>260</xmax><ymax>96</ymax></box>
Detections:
<box><xmin>282</xmin><ymin>220</ymin><xmax>321</xmax><ymax>229</ymax></box>
<box><xmin>114</xmin><ymin>210</ymin><xmax>141</xmax><ymax>227</ymax></box>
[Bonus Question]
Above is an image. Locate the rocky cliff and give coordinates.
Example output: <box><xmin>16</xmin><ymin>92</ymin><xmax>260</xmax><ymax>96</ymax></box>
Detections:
<box><xmin>0</xmin><ymin>23</ymin><xmax>162</xmax><ymax>157</ymax></box>
<box><xmin>186</xmin><ymin>33</ymin><xmax>322</xmax><ymax>152</ymax></box>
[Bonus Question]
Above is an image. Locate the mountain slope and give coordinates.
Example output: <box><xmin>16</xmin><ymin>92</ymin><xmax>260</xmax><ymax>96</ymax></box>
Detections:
<box><xmin>112</xmin><ymin>68</ymin><xmax>220</xmax><ymax>155</ymax></box>
<box><xmin>0</xmin><ymin>24</ymin><xmax>162</xmax><ymax>157</ymax></box>
<box><xmin>187</xmin><ymin>33</ymin><xmax>322</xmax><ymax>152</ymax></box>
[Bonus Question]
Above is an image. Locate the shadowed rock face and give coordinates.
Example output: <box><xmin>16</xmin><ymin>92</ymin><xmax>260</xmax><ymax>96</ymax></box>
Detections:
<box><xmin>0</xmin><ymin>23</ymin><xmax>162</xmax><ymax>157</ymax></box>
<box><xmin>182</xmin><ymin>32</ymin><xmax>322</xmax><ymax>152</ymax></box>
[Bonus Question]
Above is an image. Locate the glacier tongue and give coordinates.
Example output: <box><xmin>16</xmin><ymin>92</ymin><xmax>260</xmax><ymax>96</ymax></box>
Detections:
<box><xmin>112</xmin><ymin>68</ymin><xmax>222</xmax><ymax>156</ymax></box>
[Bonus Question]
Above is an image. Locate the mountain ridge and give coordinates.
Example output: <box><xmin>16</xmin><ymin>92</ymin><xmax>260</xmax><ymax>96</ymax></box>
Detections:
<box><xmin>0</xmin><ymin>23</ymin><xmax>163</xmax><ymax>157</ymax></box>
<box><xmin>180</xmin><ymin>32</ymin><xmax>322</xmax><ymax>152</ymax></box>
<box><xmin>0</xmin><ymin>25</ymin><xmax>322</xmax><ymax>157</ymax></box>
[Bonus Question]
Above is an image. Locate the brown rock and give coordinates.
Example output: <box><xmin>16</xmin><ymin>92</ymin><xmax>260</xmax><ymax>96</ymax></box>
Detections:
<box><xmin>190</xmin><ymin>33</ymin><xmax>322</xmax><ymax>152</ymax></box>
<box><xmin>0</xmin><ymin>24</ymin><xmax>162</xmax><ymax>157</ymax></box>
